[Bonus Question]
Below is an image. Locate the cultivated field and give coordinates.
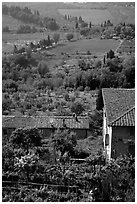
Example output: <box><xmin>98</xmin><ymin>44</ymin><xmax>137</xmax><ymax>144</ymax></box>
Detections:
<box><xmin>2</xmin><ymin>32</ymin><xmax>65</xmax><ymax>54</ymax></box>
<box><xmin>58</xmin><ymin>8</ymin><xmax>113</xmax><ymax>25</ymax></box>
<box><xmin>2</xmin><ymin>32</ymin><xmax>119</xmax><ymax>56</ymax></box>
<box><xmin>51</xmin><ymin>38</ymin><xmax>119</xmax><ymax>56</ymax></box>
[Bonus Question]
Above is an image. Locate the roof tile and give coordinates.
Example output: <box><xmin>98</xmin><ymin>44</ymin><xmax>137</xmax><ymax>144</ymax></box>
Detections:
<box><xmin>2</xmin><ymin>116</ymin><xmax>89</xmax><ymax>129</ymax></box>
<box><xmin>111</xmin><ymin>107</ymin><xmax>135</xmax><ymax>126</ymax></box>
<box><xmin>102</xmin><ymin>88</ymin><xmax>135</xmax><ymax>126</ymax></box>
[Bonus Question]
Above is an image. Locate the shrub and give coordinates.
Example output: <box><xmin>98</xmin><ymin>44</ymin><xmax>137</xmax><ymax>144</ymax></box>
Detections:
<box><xmin>37</xmin><ymin>61</ymin><xmax>49</xmax><ymax>78</ymax></box>
<box><xmin>96</xmin><ymin>89</ymin><xmax>104</xmax><ymax>110</ymax></box>
<box><xmin>53</xmin><ymin>33</ymin><xmax>60</xmax><ymax>44</ymax></box>
<box><xmin>71</xmin><ymin>101</ymin><xmax>85</xmax><ymax>115</ymax></box>
<box><xmin>95</xmin><ymin>60</ymin><xmax>102</xmax><ymax>69</ymax></box>
<box><xmin>47</xmin><ymin>20</ymin><xmax>59</xmax><ymax>31</ymax></box>
<box><xmin>14</xmin><ymin>55</ymin><xmax>29</xmax><ymax>68</ymax></box>
<box><xmin>77</xmin><ymin>86</ymin><xmax>84</xmax><ymax>91</ymax></box>
<box><xmin>3</xmin><ymin>26</ymin><xmax>10</xmax><ymax>32</ymax></box>
<box><xmin>66</xmin><ymin>33</ymin><xmax>74</xmax><ymax>41</ymax></box>
<box><xmin>80</xmin><ymin>28</ymin><xmax>90</xmax><ymax>36</ymax></box>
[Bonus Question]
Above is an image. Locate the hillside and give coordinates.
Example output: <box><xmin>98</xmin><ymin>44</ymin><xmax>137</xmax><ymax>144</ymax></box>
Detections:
<box><xmin>3</xmin><ymin>2</ymin><xmax>75</xmax><ymax>28</ymax></box>
<box><xmin>2</xmin><ymin>15</ymin><xmax>41</xmax><ymax>31</ymax></box>
<box><xmin>3</xmin><ymin>2</ymin><xmax>134</xmax><ymax>28</ymax></box>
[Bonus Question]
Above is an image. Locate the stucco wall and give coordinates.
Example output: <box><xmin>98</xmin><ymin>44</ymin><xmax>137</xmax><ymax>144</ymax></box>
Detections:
<box><xmin>103</xmin><ymin>108</ymin><xmax>107</xmax><ymax>148</ymax></box>
<box><xmin>103</xmin><ymin>108</ymin><xmax>112</xmax><ymax>160</ymax></box>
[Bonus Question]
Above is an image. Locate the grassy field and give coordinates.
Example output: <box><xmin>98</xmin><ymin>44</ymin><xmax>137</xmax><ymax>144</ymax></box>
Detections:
<box><xmin>51</xmin><ymin>38</ymin><xmax>119</xmax><ymax>56</ymax></box>
<box><xmin>58</xmin><ymin>5</ymin><xmax>135</xmax><ymax>25</ymax></box>
<box><xmin>3</xmin><ymin>35</ymin><xmax>119</xmax><ymax>57</ymax></box>
<box><xmin>2</xmin><ymin>32</ymin><xmax>66</xmax><ymax>54</ymax></box>
<box><xmin>2</xmin><ymin>15</ymin><xmax>41</xmax><ymax>31</ymax></box>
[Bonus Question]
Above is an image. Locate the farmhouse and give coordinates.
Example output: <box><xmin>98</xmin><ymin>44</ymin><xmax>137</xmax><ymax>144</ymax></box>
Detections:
<box><xmin>2</xmin><ymin>115</ymin><xmax>90</xmax><ymax>140</ymax></box>
<box><xmin>102</xmin><ymin>88</ymin><xmax>135</xmax><ymax>160</ymax></box>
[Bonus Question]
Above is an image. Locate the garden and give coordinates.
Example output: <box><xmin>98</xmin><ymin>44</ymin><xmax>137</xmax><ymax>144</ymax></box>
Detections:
<box><xmin>2</xmin><ymin>127</ymin><xmax>135</xmax><ymax>202</ymax></box>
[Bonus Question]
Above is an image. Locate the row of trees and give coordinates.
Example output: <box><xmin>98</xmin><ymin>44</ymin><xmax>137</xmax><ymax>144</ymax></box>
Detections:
<box><xmin>16</xmin><ymin>25</ymin><xmax>38</xmax><ymax>34</ymax></box>
<box><xmin>2</xmin><ymin>4</ymin><xmax>59</xmax><ymax>31</ymax></box>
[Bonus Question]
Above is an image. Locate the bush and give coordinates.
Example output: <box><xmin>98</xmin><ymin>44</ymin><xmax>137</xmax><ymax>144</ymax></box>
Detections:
<box><xmin>77</xmin><ymin>86</ymin><xmax>84</xmax><ymax>91</ymax></box>
<box><xmin>95</xmin><ymin>60</ymin><xmax>102</xmax><ymax>69</ymax></box>
<box><xmin>3</xmin><ymin>26</ymin><xmax>10</xmax><ymax>32</ymax></box>
<box><xmin>96</xmin><ymin>89</ymin><xmax>104</xmax><ymax>110</ymax></box>
<box><xmin>47</xmin><ymin>20</ymin><xmax>59</xmax><ymax>31</ymax></box>
<box><xmin>80</xmin><ymin>28</ymin><xmax>90</xmax><ymax>36</ymax></box>
<box><xmin>53</xmin><ymin>33</ymin><xmax>60</xmax><ymax>43</ymax></box>
<box><xmin>71</xmin><ymin>101</ymin><xmax>85</xmax><ymax>115</ymax></box>
<box><xmin>14</xmin><ymin>55</ymin><xmax>29</xmax><ymax>68</ymax></box>
<box><xmin>84</xmin><ymin>86</ymin><xmax>90</xmax><ymax>92</ymax></box>
<box><xmin>66</xmin><ymin>33</ymin><xmax>74</xmax><ymax>41</ymax></box>
<box><xmin>91</xmin><ymin>155</ymin><xmax>135</xmax><ymax>202</ymax></box>
<box><xmin>37</xmin><ymin>61</ymin><xmax>49</xmax><ymax>78</ymax></box>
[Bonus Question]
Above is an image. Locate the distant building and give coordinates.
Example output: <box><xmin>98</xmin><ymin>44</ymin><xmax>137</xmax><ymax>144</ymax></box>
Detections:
<box><xmin>2</xmin><ymin>115</ymin><xmax>90</xmax><ymax>140</ymax></box>
<box><xmin>102</xmin><ymin>88</ymin><xmax>135</xmax><ymax>160</ymax></box>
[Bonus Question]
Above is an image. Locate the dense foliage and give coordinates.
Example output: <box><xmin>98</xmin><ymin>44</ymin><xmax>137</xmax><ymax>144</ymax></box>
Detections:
<box><xmin>2</xmin><ymin>4</ymin><xmax>59</xmax><ymax>31</ymax></box>
<box><xmin>2</xmin><ymin>50</ymin><xmax>135</xmax><ymax>115</ymax></box>
<box><xmin>2</xmin><ymin>127</ymin><xmax>135</xmax><ymax>202</ymax></box>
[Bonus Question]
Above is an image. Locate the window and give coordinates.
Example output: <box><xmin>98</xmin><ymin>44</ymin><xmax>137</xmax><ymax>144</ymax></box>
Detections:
<box><xmin>105</xmin><ymin>134</ymin><xmax>109</xmax><ymax>146</ymax></box>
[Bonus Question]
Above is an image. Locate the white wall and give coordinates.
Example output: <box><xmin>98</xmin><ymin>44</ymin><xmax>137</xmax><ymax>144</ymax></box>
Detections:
<box><xmin>103</xmin><ymin>107</ymin><xmax>112</xmax><ymax>160</ymax></box>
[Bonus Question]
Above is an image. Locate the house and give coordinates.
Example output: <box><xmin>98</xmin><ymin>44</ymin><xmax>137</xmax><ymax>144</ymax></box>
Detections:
<box><xmin>2</xmin><ymin>115</ymin><xmax>90</xmax><ymax>140</ymax></box>
<box><xmin>102</xmin><ymin>88</ymin><xmax>135</xmax><ymax>160</ymax></box>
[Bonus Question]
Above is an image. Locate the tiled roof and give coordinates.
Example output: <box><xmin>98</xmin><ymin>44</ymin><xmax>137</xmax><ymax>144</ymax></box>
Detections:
<box><xmin>2</xmin><ymin>116</ymin><xmax>89</xmax><ymax>129</ymax></box>
<box><xmin>102</xmin><ymin>88</ymin><xmax>135</xmax><ymax>126</ymax></box>
<box><xmin>111</xmin><ymin>107</ymin><xmax>135</xmax><ymax>126</ymax></box>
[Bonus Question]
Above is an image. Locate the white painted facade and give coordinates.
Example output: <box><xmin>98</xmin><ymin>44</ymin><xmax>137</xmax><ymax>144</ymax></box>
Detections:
<box><xmin>103</xmin><ymin>107</ymin><xmax>135</xmax><ymax>160</ymax></box>
<box><xmin>103</xmin><ymin>107</ymin><xmax>112</xmax><ymax>160</ymax></box>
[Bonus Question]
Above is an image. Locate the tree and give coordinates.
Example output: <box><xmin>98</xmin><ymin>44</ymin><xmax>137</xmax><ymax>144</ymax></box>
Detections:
<box><xmin>13</xmin><ymin>45</ymin><xmax>18</xmax><ymax>53</ymax></box>
<box><xmin>95</xmin><ymin>60</ymin><xmax>102</xmax><ymax>69</ymax></box>
<box><xmin>2</xmin><ymin>4</ymin><xmax>9</xmax><ymax>14</ymax></box>
<box><xmin>78</xmin><ymin>59</ymin><xmax>87</xmax><ymax>70</ymax></box>
<box><xmin>9</xmin><ymin>127</ymin><xmax>42</xmax><ymax>153</ymax></box>
<box><xmin>79</xmin><ymin>16</ymin><xmax>83</xmax><ymax>23</ymax></box>
<box><xmin>37</xmin><ymin>61</ymin><xmax>49</xmax><ymax>78</ymax></box>
<box><xmin>122</xmin><ymin>66</ymin><xmax>135</xmax><ymax>88</ymax></box>
<box><xmin>14</xmin><ymin>55</ymin><xmax>29</xmax><ymax>68</ymax></box>
<box><xmin>103</xmin><ymin>55</ymin><xmax>106</xmax><ymax>64</ymax></box>
<box><xmin>80</xmin><ymin>28</ymin><xmax>90</xmax><ymax>36</ymax></box>
<box><xmin>2</xmin><ymin>97</ymin><xmax>12</xmax><ymax>112</ymax></box>
<box><xmin>96</xmin><ymin>89</ymin><xmax>104</xmax><ymax>110</ymax></box>
<box><xmin>71</xmin><ymin>101</ymin><xmax>85</xmax><ymax>115</ymax></box>
<box><xmin>53</xmin><ymin>33</ymin><xmax>60</xmax><ymax>44</ymax></box>
<box><xmin>47</xmin><ymin>20</ymin><xmax>59</xmax><ymax>31</ymax></box>
<box><xmin>47</xmin><ymin>34</ymin><xmax>50</xmax><ymax>44</ymax></box>
<box><xmin>2</xmin><ymin>26</ymin><xmax>10</xmax><ymax>32</ymax></box>
<box><xmin>25</xmin><ymin>45</ymin><xmax>32</xmax><ymax>58</ymax></box>
<box><xmin>91</xmin><ymin>155</ymin><xmax>135</xmax><ymax>202</ymax></box>
<box><xmin>108</xmin><ymin>49</ymin><xmax>115</xmax><ymax>59</ymax></box>
<box><xmin>66</xmin><ymin>33</ymin><xmax>74</xmax><ymax>41</ymax></box>
<box><xmin>49</xmin><ymin>129</ymin><xmax>77</xmax><ymax>159</ymax></box>
<box><xmin>75</xmin><ymin>21</ymin><xmax>79</xmax><ymax>29</ymax></box>
<box><xmin>81</xmin><ymin>22</ymin><xmax>88</xmax><ymax>28</ymax></box>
